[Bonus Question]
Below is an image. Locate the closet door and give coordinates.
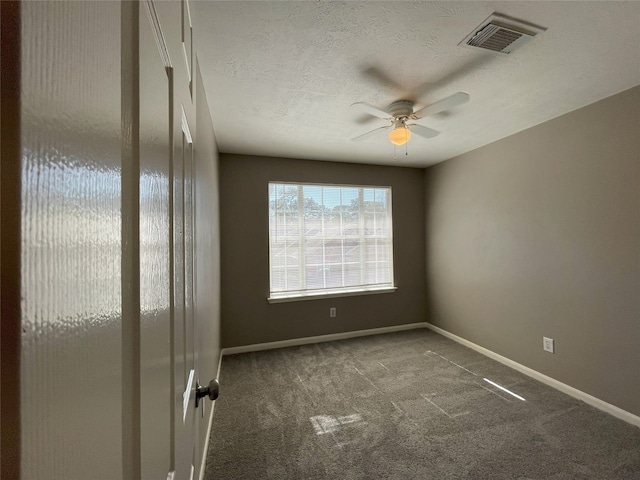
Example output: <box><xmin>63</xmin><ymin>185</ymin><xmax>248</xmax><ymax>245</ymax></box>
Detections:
<box><xmin>18</xmin><ymin>2</ymin><xmax>124</xmax><ymax>478</ymax></box>
<box><xmin>139</xmin><ymin>1</ymin><xmax>173</xmax><ymax>478</ymax></box>
<box><xmin>173</xmin><ymin>108</ymin><xmax>198</xmax><ymax>480</ymax></box>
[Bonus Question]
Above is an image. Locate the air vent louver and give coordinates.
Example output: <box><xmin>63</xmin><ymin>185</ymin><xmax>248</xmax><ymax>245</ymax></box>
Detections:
<box><xmin>459</xmin><ymin>13</ymin><xmax>546</xmax><ymax>55</ymax></box>
<box><xmin>467</xmin><ymin>24</ymin><xmax>523</xmax><ymax>52</ymax></box>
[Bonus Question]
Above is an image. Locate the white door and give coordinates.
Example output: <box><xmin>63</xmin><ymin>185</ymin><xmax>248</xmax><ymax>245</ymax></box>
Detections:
<box><xmin>18</xmin><ymin>2</ymin><xmax>124</xmax><ymax>478</ymax></box>
<box><xmin>173</xmin><ymin>109</ymin><xmax>198</xmax><ymax>480</ymax></box>
<box><xmin>144</xmin><ymin>1</ymin><xmax>201</xmax><ymax>477</ymax></box>
<box><xmin>139</xmin><ymin>2</ymin><xmax>173</xmax><ymax>478</ymax></box>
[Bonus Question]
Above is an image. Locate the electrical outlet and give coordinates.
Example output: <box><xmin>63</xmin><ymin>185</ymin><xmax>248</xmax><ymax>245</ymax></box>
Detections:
<box><xmin>329</xmin><ymin>307</ymin><xmax>336</xmax><ymax>318</ymax></box>
<box><xmin>543</xmin><ymin>337</ymin><xmax>554</xmax><ymax>353</ymax></box>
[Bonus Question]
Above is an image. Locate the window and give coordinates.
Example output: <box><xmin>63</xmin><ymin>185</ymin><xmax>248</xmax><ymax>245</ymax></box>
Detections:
<box><xmin>268</xmin><ymin>182</ymin><xmax>395</xmax><ymax>302</ymax></box>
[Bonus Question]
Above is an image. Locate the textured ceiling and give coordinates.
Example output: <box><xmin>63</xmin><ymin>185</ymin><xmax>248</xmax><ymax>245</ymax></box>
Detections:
<box><xmin>191</xmin><ymin>1</ymin><xmax>640</xmax><ymax>167</ymax></box>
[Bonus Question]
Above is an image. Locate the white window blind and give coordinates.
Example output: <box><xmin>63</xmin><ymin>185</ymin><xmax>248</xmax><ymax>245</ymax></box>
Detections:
<box><xmin>268</xmin><ymin>183</ymin><xmax>394</xmax><ymax>301</ymax></box>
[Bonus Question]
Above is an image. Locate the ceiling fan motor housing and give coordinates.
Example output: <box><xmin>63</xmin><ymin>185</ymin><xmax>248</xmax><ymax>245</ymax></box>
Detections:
<box><xmin>387</xmin><ymin>100</ymin><xmax>414</xmax><ymax>118</ymax></box>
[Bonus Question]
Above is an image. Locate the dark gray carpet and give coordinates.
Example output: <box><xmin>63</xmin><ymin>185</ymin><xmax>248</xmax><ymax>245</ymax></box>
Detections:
<box><xmin>204</xmin><ymin>329</ymin><xmax>640</xmax><ymax>479</ymax></box>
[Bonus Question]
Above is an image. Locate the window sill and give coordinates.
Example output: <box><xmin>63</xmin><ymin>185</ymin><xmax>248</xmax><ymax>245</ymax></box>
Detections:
<box><xmin>267</xmin><ymin>286</ymin><xmax>397</xmax><ymax>304</ymax></box>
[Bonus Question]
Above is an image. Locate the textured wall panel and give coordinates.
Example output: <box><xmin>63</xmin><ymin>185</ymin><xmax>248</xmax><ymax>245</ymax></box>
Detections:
<box><xmin>20</xmin><ymin>2</ymin><xmax>122</xmax><ymax>478</ymax></box>
<box><xmin>139</xmin><ymin>7</ymin><xmax>172</xmax><ymax>478</ymax></box>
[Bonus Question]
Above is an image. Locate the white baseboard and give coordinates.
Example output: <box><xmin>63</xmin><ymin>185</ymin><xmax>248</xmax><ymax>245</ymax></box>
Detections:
<box><xmin>220</xmin><ymin>323</ymin><xmax>427</xmax><ymax>356</ymax></box>
<box><xmin>198</xmin><ymin>351</ymin><xmax>224</xmax><ymax>480</ymax></box>
<box><xmin>424</xmin><ymin>322</ymin><xmax>640</xmax><ymax>428</ymax></box>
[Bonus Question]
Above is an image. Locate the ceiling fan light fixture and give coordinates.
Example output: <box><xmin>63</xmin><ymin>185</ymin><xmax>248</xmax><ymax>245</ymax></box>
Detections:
<box><xmin>389</xmin><ymin>123</ymin><xmax>411</xmax><ymax>146</ymax></box>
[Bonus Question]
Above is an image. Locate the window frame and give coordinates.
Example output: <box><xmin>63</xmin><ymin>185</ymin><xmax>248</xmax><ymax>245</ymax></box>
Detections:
<box><xmin>267</xmin><ymin>181</ymin><xmax>396</xmax><ymax>303</ymax></box>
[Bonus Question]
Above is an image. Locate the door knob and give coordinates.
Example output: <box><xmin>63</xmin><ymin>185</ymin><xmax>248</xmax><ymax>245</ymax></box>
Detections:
<box><xmin>195</xmin><ymin>378</ymin><xmax>219</xmax><ymax>408</ymax></box>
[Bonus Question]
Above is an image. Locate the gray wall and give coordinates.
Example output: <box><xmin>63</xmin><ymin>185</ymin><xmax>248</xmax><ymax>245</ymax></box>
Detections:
<box><xmin>424</xmin><ymin>86</ymin><xmax>640</xmax><ymax>416</ymax></box>
<box><xmin>220</xmin><ymin>154</ymin><xmax>426</xmax><ymax>347</ymax></box>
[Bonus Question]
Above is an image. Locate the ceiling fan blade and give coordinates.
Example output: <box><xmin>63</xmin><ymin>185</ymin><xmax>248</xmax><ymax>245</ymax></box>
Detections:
<box><xmin>351</xmin><ymin>126</ymin><xmax>390</xmax><ymax>142</ymax></box>
<box><xmin>413</xmin><ymin>92</ymin><xmax>470</xmax><ymax>119</ymax></box>
<box><xmin>407</xmin><ymin>124</ymin><xmax>440</xmax><ymax>139</ymax></box>
<box><xmin>360</xmin><ymin>66</ymin><xmax>405</xmax><ymax>93</ymax></box>
<box><xmin>351</xmin><ymin>102</ymin><xmax>391</xmax><ymax>119</ymax></box>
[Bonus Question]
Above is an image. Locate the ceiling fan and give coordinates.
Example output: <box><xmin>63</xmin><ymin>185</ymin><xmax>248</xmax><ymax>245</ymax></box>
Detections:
<box><xmin>351</xmin><ymin>92</ymin><xmax>470</xmax><ymax>145</ymax></box>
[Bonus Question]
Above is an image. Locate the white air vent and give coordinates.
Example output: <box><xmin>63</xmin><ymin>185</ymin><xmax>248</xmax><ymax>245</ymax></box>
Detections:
<box><xmin>459</xmin><ymin>13</ymin><xmax>546</xmax><ymax>54</ymax></box>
